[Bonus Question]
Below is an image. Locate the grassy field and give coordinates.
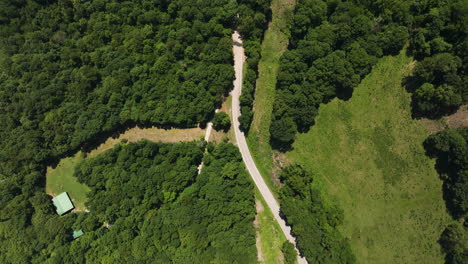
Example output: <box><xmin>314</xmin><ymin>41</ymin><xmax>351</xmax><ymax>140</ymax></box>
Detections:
<box><xmin>287</xmin><ymin>51</ymin><xmax>451</xmax><ymax>263</ymax></box>
<box><xmin>254</xmin><ymin>190</ymin><xmax>289</xmax><ymax>264</ymax></box>
<box><xmin>247</xmin><ymin>0</ymin><xmax>295</xmax><ymax>193</ymax></box>
<box><xmin>46</xmin><ymin>152</ymin><xmax>90</xmax><ymax>211</ymax></box>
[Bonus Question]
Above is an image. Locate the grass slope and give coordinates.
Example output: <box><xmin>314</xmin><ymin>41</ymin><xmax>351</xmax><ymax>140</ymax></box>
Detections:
<box><xmin>246</xmin><ymin>1</ymin><xmax>295</xmax><ymax>262</ymax></box>
<box><xmin>255</xmin><ymin>190</ymin><xmax>289</xmax><ymax>264</ymax></box>
<box><xmin>247</xmin><ymin>0</ymin><xmax>295</xmax><ymax>192</ymax></box>
<box><xmin>46</xmin><ymin>152</ymin><xmax>90</xmax><ymax>211</ymax></box>
<box><xmin>287</xmin><ymin>51</ymin><xmax>451</xmax><ymax>263</ymax></box>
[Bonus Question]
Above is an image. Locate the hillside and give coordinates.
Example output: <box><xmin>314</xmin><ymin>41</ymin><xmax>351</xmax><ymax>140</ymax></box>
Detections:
<box><xmin>287</xmin><ymin>51</ymin><xmax>451</xmax><ymax>263</ymax></box>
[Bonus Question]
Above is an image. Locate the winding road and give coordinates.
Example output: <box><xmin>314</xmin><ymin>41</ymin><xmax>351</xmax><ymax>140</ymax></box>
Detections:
<box><xmin>231</xmin><ymin>32</ymin><xmax>308</xmax><ymax>264</ymax></box>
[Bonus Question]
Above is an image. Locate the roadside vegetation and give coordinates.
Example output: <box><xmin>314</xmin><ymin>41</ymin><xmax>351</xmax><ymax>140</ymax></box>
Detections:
<box><xmin>286</xmin><ymin>52</ymin><xmax>451</xmax><ymax>263</ymax></box>
<box><xmin>279</xmin><ymin>164</ymin><xmax>355</xmax><ymax>263</ymax></box>
<box><xmin>281</xmin><ymin>241</ymin><xmax>298</xmax><ymax>264</ymax></box>
<box><xmin>209</xmin><ymin>97</ymin><xmax>237</xmax><ymax>144</ymax></box>
<box><xmin>212</xmin><ymin>111</ymin><xmax>231</xmax><ymax>132</ymax></box>
<box><xmin>238</xmin><ymin>0</ymin><xmax>272</xmax><ymax>133</ymax></box>
<box><xmin>247</xmin><ymin>0</ymin><xmax>296</xmax><ymax>192</ymax></box>
<box><xmin>255</xmin><ymin>190</ymin><xmax>289</xmax><ymax>264</ymax></box>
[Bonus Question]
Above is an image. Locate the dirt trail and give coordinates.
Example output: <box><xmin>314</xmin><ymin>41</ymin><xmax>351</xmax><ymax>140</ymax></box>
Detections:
<box><xmin>87</xmin><ymin>126</ymin><xmax>205</xmax><ymax>158</ymax></box>
<box><xmin>231</xmin><ymin>31</ymin><xmax>308</xmax><ymax>264</ymax></box>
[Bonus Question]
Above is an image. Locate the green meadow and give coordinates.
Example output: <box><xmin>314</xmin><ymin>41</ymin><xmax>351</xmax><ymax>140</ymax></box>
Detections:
<box><xmin>46</xmin><ymin>151</ymin><xmax>90</xmax><ymax>211</ymax></box>
<box><xmin>287</xmin><ymin>52</ymin><xmax>451</xmax><ymax>263</ymax></box>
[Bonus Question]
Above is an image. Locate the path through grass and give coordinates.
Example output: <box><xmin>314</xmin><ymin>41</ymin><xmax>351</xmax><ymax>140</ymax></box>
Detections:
<box><xmin>255</xmin><ymin>190</ymin><xmax>288</xmax><ymax>264</ymax></box>
<box><xmin>247</xmin><ymin>0</ymin><xmax>295</xmax><ymax>193</ymax></box>
<box><xmin>287</xmin><ymin>51</ymin><xmax>451</xmax><ymax>263</ymax></box>
<box><xmin>88</xmin><ymin>126</ymin><xmax>205</xmax><ymax>158</ymax></box>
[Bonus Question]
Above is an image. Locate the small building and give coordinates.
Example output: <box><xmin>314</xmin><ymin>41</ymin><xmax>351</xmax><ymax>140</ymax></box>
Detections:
<box><xmin>52</xmin><ymin>192</ymin><xmax>75</xmax><ymax>215</ymax></box>
<box><xmin>73</xmin><ymin>230</ymin><xmax>84</xmax><ymax>239</ymax></box>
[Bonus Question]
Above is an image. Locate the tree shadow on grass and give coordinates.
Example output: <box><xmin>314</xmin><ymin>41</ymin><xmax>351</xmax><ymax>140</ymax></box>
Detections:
<box><xmin>422</xmin><ymin>137</ymin><xmax>464</xmax><ymax>220</ymax></box>
<box><xmin>401</xmin><ymin>75</ymin><xmax>460</xmax><ymax>120</ymax></box>
<box><xmin>270</xmin><ymin>138</ymin><xmax>294</xmax><ymax>152</ymax></box>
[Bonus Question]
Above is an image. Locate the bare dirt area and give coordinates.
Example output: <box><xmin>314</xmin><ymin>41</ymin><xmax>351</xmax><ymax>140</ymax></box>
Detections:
<box><xmin>271</xmin><ymin>152</ymin><xmax>290</xmax><ymax>187</ymax></box>
<box><xmin>87</xmin><ymin>126</ymin><xmax>205</xmax><ymax>157</ymax></box>
<box><xmin>444</xmin><ymin>105</ymin><xmax>468</xmax><ymax>128</ymax></box>
<box><xmin>420</xmin><ymin>105</ymin><xmax>468</xmax><ymax>134</ymax></box>
<box><xmin>419</xmin><ymin>119</ymin><xmax>446</xmax><ymax>134</ymax></box>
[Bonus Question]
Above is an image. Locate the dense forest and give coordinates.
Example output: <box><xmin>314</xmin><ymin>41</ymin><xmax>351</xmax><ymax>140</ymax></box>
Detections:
<box><xmin>270</xmin><ymin>0</ymin><xmax>467</xmax><ymax>148</ymax></box>
<box><xmin>0</xmin><ymin>0</ymin><xmax>267</xmax><ymax>262</ymax></box>
<box><xmin>18</xmin><ymin>141</ymin><xmax>255</xmax><ymax>263</ymax></box>
<box><xmin>424</xmin><ymin>128</ymin><xmax>467</xmax><ymax>264</ymax></box>
<box><xmin>279</xmin><ymin>165</ymin><xmax>355</xmax><ymax>263</ymax></box>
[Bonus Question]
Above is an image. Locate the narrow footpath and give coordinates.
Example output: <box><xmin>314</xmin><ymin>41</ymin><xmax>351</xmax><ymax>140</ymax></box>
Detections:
<box><xmin>231</xmin><ymin>31</ymin><xmax>308</xmax><ymax>264</ymax></box>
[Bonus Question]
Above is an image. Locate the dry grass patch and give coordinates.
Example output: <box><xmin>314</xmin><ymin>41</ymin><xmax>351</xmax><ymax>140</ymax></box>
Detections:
<box><xmin>87</xmin><ymin>126</ymin><xmax>205</xmax><ymax>158</ymax></box>
<box><xmin>444</xmin><ymin>104</ymin><xmax>468</xmax><ymax>128</ymax></box>
<box><xmin>419</xmin><ymin>105</ymin><xmax>467</xmax><ymax>134</ymax></box>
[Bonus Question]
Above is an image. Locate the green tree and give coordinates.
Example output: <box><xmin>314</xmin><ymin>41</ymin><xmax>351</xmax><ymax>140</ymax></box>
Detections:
<box><xmin>414</xmin><ymin>83</ymin><xmax>462</xmax><ymax>115</ymax></box>
<box><xmin>270</xmin><ymin>117</ymin><xmax>297</xmax><ymax>148</ymax></box>
<box><xmin>282</xmin><ymin>241</ymin><xmax>298</xmax><ymax>264</ymax></box>
<box><xmin>439</xmin><ymin>223</ymin><xmax>468</xmax><ymax>264</ymax></box>
<box><xmin>378</xmin><ymin>24</ymin><xmax>409</xmax><ymax>55</ymax></box>
<box><xmin>425</xmin><ymin>128</ymin><xmax>468</xmax><ymax>219</ymax></box>
<box><xmin>212</xmin><ymin>111</ymin><xmax>231</xmax><ymax>131</ymax></box>
<box><xmin>279</xmin><ymin>164</ymin><xmax>355</xmax><ymax>263</ymax></box>
<box><xmin>413</xmin><ymin>53</ymin><xmax>462</xmax><ymax>85</ymax></box>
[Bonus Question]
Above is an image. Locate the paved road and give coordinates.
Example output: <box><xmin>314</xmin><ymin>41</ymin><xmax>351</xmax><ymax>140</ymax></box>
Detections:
<box><xmin>231</xmin><ymin>31</ymin><xmax>308</xmax><ymax>264</ymax></box>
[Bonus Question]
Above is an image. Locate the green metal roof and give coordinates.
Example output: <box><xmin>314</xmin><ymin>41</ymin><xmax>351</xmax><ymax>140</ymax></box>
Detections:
<box><xmin>52</xmin><ymin>192</ymin><xmax>74</xmax><ymax>215</ymax></box>
<box><xmin>73</xmin><ymin>230</ymin><xmax>84</xmax><ymax>239</ymax></box>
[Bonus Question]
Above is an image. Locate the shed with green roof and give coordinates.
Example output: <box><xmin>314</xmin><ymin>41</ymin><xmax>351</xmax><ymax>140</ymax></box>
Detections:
<box><xmin>52</xmin><ymin>192</ymin><xmax>74</xmax><ymax>215</ymax></box>
<box><xmin>73</xmin><ymin>230</ymin><xmax>84</xmax><ymax>239</ymax></box>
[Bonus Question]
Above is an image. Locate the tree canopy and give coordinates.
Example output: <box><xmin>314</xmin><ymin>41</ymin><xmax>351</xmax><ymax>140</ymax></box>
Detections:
<box><xmin>270</xmin><ymin>0</ymin><xmax>467</xmax><ymax>148</ymax></box>
<box><xmin>424</xmin><ymin>128</ymin><xmax>468</xmax><ymax>220</ymax></box>
<box><xmin>279</xmin><ymin>164</ymin><xmax>355</xmax><ymax>263</ymax></box>
<box><xmin>237</xmin><ymin>0</ymin><xmax>271</xmax><ymax>133</ymax></box>
<box><xmin>424</xmin><ymin>128</ymin><xmax>467</xmax><ymax>264</ymax></box>
<box><xmin>212</xmin><ymin>111</ymin><xmax>231</xmax><ymax>131</ymax></box>
<box><xmin>0</xmin><ymin>0</ymin><xmax>268</xmax><ymax>262</ymax></box>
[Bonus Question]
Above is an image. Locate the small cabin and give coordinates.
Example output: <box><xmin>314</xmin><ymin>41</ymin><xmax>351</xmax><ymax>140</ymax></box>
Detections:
<box><xmin>73</xmin><ymin>230</ymin><xmax>84</xmax><ymax>239</ymax></box>
<box><xmin>52</xmin><ymin>192</ymin><xmax>75</xmax><ymax>215</ymax></box>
